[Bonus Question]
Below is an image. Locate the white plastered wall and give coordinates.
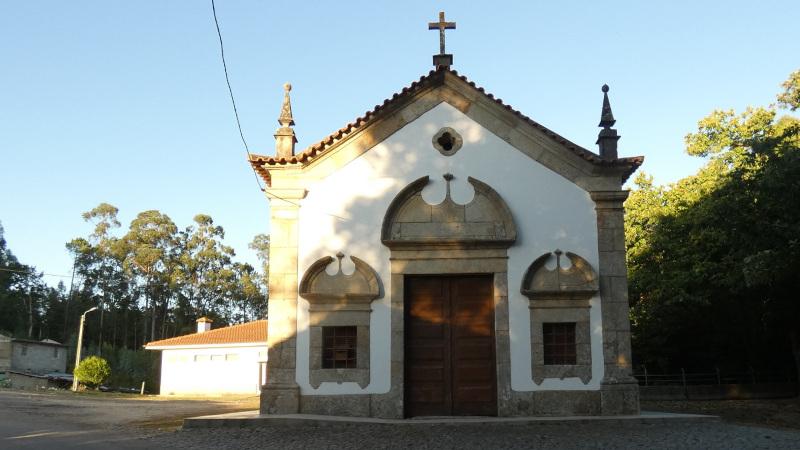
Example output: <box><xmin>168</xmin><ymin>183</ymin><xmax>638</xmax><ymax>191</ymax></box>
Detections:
<box><xmin>297</xmin><ymin>103</ymin><xmax>603</xmax><ymax>395</ymax></box>
<box><xmin>158</xmin><ymin>344</ymin><xmax>267</xmax><ymax>396</ymax></box>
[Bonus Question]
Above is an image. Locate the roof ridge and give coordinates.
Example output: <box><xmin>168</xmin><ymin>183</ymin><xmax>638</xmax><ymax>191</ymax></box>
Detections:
<box><xmin>144</xmin><ymin>319</ymin><xmax>267</xmax><ymax>348</ymax></box>
<box><xmin>249</xmin><ymin>68</ymin><xmax>643</xmax><ymax>181</ymax></box>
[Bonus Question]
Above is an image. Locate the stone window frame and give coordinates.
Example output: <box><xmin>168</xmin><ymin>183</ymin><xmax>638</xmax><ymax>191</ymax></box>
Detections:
<box><xmin>299</xmin><ymin>253</ymin><xmax>381</xmax><ymax>389</ymax></box>
<box><xmin>521</xmin><ymin>251</ymin><xmax>599</xmax><ymax>386</ymax></box>
<box><xmin>529</xmin><ymin>302</ymin><xmax>592</xmax><ymax>385</ymax></box>
<box><xmin>432</xmin><ymin>127</ymin><xmax>464</xmax><ymax>156</ymax></box>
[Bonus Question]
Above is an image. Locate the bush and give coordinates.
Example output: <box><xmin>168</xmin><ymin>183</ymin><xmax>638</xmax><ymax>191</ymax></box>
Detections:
<box><xmin>74</xmin><ymin>356</ymin><xmax>111</xmax><ymax>388</ymax></box>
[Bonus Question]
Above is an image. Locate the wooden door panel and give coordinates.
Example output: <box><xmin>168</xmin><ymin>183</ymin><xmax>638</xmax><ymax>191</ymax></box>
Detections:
<box><xmin>453</xmin><ymin>341</ymin><xmax>493</xmax><ymax>359</ymax></box>
<box><xmin>405</xmin><ymin>275</ymin><xmax>496</xmax><ymax>417</ymax></box>
<box><xmin>405</xmin><ymin>277</ymin><xmax>451</xmax><ymax>417</ymax></box>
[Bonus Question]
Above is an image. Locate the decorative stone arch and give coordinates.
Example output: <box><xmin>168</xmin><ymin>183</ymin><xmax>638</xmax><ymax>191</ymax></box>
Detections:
<box><xmin>381</xmin><ymin>174</ymin><xmax>517</xmax><ymax>248</ymax></box>
<box><xmin>521</xmin><ymin>250</ymin><xmax>598</xmax><ymax>385</ymax></box>
<box><xmin>299</xmin><ymin>253</ymin><xmax>381</xmax><ymax>389</ymax></box>
<box><xmin>378</xmin><ymin>174</ymin><xmax>518</xmax><ymax>417</ymax></box>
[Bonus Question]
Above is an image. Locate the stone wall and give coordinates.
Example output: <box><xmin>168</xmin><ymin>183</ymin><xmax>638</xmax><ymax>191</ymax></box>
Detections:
<box><xmin>0</xmin><ymin>335</ymin><xmax>11</xmax><ymax>372</ymax></box>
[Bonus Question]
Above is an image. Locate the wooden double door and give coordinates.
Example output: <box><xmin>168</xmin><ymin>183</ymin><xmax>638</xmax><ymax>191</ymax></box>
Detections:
<box><xmin>404</xmin><ymin>275</ymin><xmax>497</xmax><ymax>417</ymax></box>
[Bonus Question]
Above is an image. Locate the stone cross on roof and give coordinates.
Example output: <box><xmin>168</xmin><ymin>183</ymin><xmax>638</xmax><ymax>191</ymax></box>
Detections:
<box><xmin>428</xmin><ymin>11</ymin><xmax>456</xmax><ymax>69</ymax></box>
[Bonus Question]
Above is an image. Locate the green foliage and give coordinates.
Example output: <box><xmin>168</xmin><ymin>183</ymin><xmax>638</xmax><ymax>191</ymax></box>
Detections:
<box><xmin>777</xmin><ymin>70</ymin><xmax>800</xmax><ymax>111</ymax></box>
<box><xmin>0</xmin><ymin>221</ymin><xmax>55</xmax><ymax>339</ymax></box>
<box><xmin>74</xmin><ymin>355</ymin><xmax>111</xmax><ymax>387</ymax></box>
<box><xmin>87</xmin><ymin>343</ymin><xmax>160</xmax><ymax>391</ymax></box>
<box><xmin>627</xmin><ymin>70</ymin><xmax>800</xmax><ymax>372</ymax></box>
<box><xmin>2</xmin><ymin>203</ymin><xmax>268</xmax><ymax>364</ymax></box>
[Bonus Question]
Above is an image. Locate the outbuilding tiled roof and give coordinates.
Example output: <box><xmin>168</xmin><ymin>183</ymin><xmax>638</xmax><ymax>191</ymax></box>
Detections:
<box><xmin>144</xmin><ymin>320</ymin><xmax>267</xmax><ymax>349</ymax></box>
<box><xmin>248</xmin><ymin>67</ymin><xmax>643</xmax><ymax>181</ymax></box>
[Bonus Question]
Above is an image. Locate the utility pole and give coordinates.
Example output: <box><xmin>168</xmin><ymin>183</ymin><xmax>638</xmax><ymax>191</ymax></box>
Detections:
<box><xmin>71</xmin><ymin>306</ymin><xmax>98</xmax><ymax>391</ymax></box>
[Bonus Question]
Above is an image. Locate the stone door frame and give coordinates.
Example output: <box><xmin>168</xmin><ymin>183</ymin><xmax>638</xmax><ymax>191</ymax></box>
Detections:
<box><xmin>373</xmin><ymin>248</ymin><xmax>512</xmax><ymax>418</ymax></box>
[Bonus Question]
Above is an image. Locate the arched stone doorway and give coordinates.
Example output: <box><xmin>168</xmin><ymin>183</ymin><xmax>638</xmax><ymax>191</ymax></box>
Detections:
<box><xmin>380</xmin><ymin>174</ymin><xmax>516</xmax><ymax>416</ymax></box>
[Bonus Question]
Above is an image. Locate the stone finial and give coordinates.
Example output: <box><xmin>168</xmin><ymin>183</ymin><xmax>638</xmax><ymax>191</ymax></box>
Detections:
<box><xmin>443</xmin><ymin>173</ymin><xmax>454</xmax><ymax>200</ymax></box>
<box><xmin>274</xmin><ymin>82</ymin><xmax>297</xmax><ymax>158</ymax></box>
<box><xmin>335</xmin><ymin>251</ymin><xmax>345</xmax><ymax>273</ymax></box>
<box><xmin>599</xmin><ymin>85</ymin><xmax>615</xmax><ymax>127</ymax></box>
<box><xmin>596</xmin><ymin>84</ymin><xmax>620</xmax><ymax>160</ymax></box>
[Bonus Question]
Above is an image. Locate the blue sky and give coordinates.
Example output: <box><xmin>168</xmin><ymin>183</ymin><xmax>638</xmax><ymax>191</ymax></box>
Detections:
<box><xmin>1</xmin><ymin>1</ymin><xmax>798</xmax><ymax>286</ymax></box>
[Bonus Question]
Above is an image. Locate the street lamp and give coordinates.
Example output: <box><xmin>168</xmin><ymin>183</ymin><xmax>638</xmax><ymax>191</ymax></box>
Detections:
<box><xmin>72</xmin><ymin>306</ymin><xmax>99</xmax><ymax>391</ymax></box>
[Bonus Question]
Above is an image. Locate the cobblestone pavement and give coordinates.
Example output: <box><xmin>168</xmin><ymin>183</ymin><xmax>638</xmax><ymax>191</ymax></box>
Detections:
<box><xmin>144</xmin><ymin>420</ymin><xmax>800</xmax><ymax>449</ymax></box>
<box><xmin>3</xmin><ymin>390</ymin><xmax>798</xmax><ymax>449</ymax></box>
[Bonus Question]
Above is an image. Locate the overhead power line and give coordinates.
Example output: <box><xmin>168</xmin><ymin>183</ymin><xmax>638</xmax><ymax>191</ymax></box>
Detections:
<box><xmin>210</xmin><ymin>0</ymin><xmax>264</xmax><ymax>192</ymax></box>
<box><xmin>0</xmin><ymin>267</ymin><xmax>72</xmax><ymax>278</ymax></box>
<box><xmin>208</xmin><ymin>2</ymin><xmax>358</xmax><ymax>222</ymax></box>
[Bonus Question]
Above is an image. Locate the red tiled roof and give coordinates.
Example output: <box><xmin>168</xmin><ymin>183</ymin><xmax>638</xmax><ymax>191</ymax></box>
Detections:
<box><xmin>144</xmin><ymin>320</ymin><xmax>267</xmax><ymax>348</ymax></box>
<box><xmin>248</xmin><ymin>67</ymin><xmax>643</xmax><ymax>181</ymax></box>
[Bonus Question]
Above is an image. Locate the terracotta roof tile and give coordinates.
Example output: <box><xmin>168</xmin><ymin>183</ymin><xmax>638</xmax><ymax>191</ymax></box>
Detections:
<box><xmin>144</xmin><ymin>320</ymin><xmax>267</xmax><ymax>348</ymax></box>
<box><xmin>249</xmin><ymin>67</ymin><xmax>643</xmax><ymax>182</ymax></box>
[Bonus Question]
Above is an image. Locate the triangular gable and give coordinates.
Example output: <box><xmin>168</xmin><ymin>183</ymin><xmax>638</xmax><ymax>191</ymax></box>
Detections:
<box><xmin>249</xmin><ymin>68</ymin><xmax>642</xmax><ymax>190</ymax></box>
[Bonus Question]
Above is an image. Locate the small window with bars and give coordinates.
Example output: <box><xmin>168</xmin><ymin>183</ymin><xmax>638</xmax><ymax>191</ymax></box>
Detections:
<box><xmin>543</xmin><ymin>322</ymin><xmax>577</xmax><ymax>365</ymax></box>
<box><xmin>322</xmin><ymin>326</ymin><xmax>357</xmax><ymax>369</ymax></box>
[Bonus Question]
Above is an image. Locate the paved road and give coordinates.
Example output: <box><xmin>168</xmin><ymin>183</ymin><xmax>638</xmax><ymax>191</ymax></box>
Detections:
<box><xmin>0</xmin><ymin>390</ymin><xmax>254</xmax><ymax>449</ymax></box>
<box><xmin>0</xmin><ymin>392</ymin><xmax>156</xmax><ymax>449</ymax></box>
<box><xmin>2</xmin><ymin>390</ymin><xmax>799</xmax><ymax>449</ymax></box>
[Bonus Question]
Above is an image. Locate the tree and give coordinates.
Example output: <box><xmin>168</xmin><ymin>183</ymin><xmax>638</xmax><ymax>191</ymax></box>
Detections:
<box><xmin>626</xmin><ymin>69</ymin><xmax>800</xmax><ymax>374</ymax></box>
<box><xmin>81</xmin><ymin>203</ymin><xmax>122</xmax><ymax>351</ymax></box>
<box><xmin>0</xmin><ymin>222</ymin><xmax>51</xmax><ymax>339</ymax></box>
<box><xmin>173</xmin><ymin>214</ymin><xmax>235</xmax><ymax>323</ymax></box>
<box><xmin>119</xmin><ymin>210</ymin><xmax>178</xmax><ymax>341</ymax></box>
<box><xmin>74</xmin><ymin>355</ymin><xmax>111</xmax><ymax>388</ymax></box>
<box><xmin>777</xmin><ymin>69</ymin><xmax>800</xmax><ymax>111</ymax></box>
<box><xmin>248</xmin><ymin>233</ymin><xmax>269</xmax><ymax>295</ymax></box>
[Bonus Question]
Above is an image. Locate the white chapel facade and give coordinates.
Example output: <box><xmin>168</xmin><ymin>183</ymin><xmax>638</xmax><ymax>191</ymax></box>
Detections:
<box><xmin>249</xmin><ymin>14</ymin><xmax>643</xmax><ymax>417</ymax></box>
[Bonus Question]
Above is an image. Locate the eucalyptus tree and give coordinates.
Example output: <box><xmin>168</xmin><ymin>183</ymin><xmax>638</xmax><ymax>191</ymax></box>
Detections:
<box><xmin>230</xmin><ymin>261</ymin><xmax>266</xmax><ymax>322</ymax></box>
<box><xmin>81</xmin><ymin>203</ymin><xmax>121</xmax><ymax>348</ymax></box>
<box><xmin>173</xmin><ymin>214</ymin><xmax>236</xmax><ymax>329</ymax></box>
<box><xmin>120</xmin><ymin>210</ymin><xmax>178</xmax><ymax>342</ymax></box>
<box><xmin>248</xmin><ymin>233</ymin><xmax>270</xmax><ymax>297</ymax></box>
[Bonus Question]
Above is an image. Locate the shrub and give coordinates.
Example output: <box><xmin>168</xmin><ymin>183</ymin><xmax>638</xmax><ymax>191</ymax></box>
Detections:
<box><xmin>74</xmin><ymin>356</ymin><xmax>111</xmax><ymax>388</ymax></box>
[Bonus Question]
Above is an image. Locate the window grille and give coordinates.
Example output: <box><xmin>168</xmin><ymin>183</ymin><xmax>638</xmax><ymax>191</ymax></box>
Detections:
<box><xmin>543</xmin><ymin>322</ymin><xmax>577</xmax><ymax>365</ymax></box>
<box><xmin>322</xmin><ymin>326</ymin><xmax>357</xmax><ymax>369</ymax></box>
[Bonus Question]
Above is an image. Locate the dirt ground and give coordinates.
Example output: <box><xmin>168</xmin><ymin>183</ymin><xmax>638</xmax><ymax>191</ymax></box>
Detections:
<box><xmin>643</xmin><ymin>397</ymin><xmax>800</xmax><ymax>430</ymax></box>
<box><xmin>0</xmin><ymin>388</ymin><xmax>259</xmax><ymax>430</ymax></box>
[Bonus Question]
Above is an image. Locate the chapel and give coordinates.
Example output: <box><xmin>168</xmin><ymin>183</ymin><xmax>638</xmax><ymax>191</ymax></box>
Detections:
<box><xmin>248</xmin><ymin>12</ymin><xmax>642</xmax><ymax>417</ymax></box>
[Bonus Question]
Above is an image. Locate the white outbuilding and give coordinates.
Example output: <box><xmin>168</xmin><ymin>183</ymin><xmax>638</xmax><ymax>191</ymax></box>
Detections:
<box><xmin>145</xmin><ymin>318</ymin><xmax>268</xmax><ymax>396</ymax></box>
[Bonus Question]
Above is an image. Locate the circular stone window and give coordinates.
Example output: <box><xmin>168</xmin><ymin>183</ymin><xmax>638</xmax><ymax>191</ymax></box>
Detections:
<box><xmin>432</xmin><ymin>127</ymin><xmax>463</xmax><ymax>156</ymax></box>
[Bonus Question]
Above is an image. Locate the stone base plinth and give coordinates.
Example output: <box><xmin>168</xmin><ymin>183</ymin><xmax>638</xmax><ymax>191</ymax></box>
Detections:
<box><xmin>600</xmin><ymin>381</ymin><xmax>640</xmax><ymax>415</ymax></box>
<box><xmin>260</xmin><ymin>383</ymin><xmax>300</xmax><ymax>415</ymax></box>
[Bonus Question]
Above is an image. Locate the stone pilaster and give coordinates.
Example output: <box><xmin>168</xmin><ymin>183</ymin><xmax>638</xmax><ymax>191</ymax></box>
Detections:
<box><xmin>590</xmin><ymin>190</ymin><xmax>640</xmax><ymax>415</ymax></box>
<box><xmin>260</xmin><ymin>189</ymin><xmax>306</xmax><ymax>414</ymax></box>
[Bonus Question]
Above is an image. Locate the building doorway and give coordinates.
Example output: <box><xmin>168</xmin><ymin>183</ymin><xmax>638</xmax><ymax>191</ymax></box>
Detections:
<box><xmin>404</xmin><ymin>275</ymin><xmax>497</xmax><ymax>417</ymax></box>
